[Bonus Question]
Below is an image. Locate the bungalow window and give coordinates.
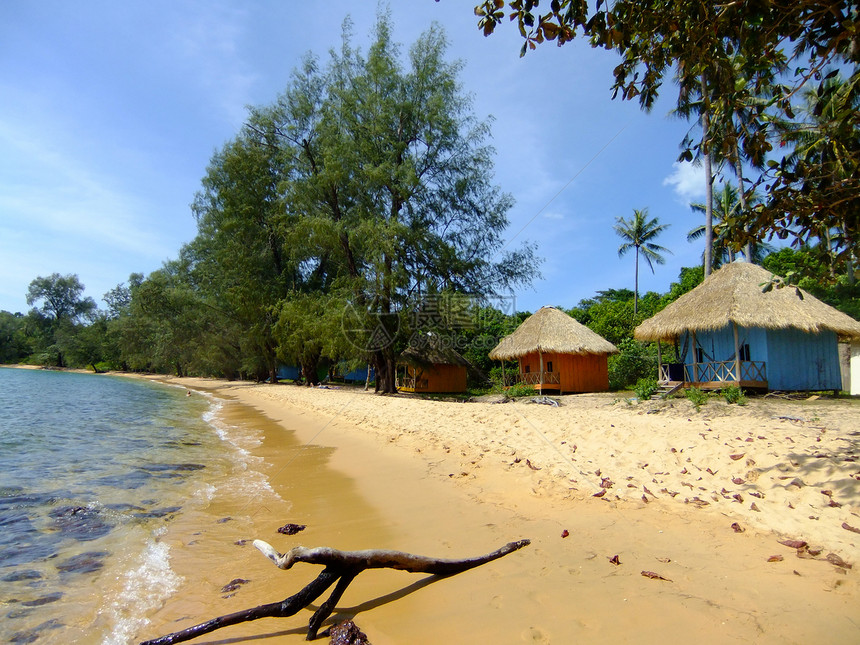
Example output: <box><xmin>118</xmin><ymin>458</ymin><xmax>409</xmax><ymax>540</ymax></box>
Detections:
<box><xmin>739</xmin><ymin>344</ymin><xmax>750</xmax><ymax>362</ymax></box>
<box><xmin>546</xmin><ymin>361</ymin><xmax>553</xmax><ymax>373</ymax></box>
<box><xmin>525</xmin><ymin>365</ymin><xmax>530</xmax><ymax>373</ymax></box>
<box><xmin>695</xmin><ymin>347</ymin><xmax>704</xmax><ymax>363</ymax></box>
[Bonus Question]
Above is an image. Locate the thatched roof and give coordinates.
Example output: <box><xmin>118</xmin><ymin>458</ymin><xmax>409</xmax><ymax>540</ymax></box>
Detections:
<box><xmin>488</xmin><ymin>306</ymin><xmax>618</xmax><ymax>360</ymax></box>
<box><xmin>634</xmin><ymin>261</ymin><xmax>860</xmax><ymax>341</ymax></box>
<box><xmin>399</xmin><ymin>332</ymin><xmax>471</xmax><ymax>369</ymax></box>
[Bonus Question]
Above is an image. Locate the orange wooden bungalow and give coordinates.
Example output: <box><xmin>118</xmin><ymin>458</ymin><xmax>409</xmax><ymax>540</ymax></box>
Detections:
<box><xmin>489</xmin><ymin>306</ymin><xmax>618</xmax><ymax>393</ymax></box>
<box><xmin>398</xmin><ymin>332</ymin><xmax>470</xmax><ymax>394</ymax></box>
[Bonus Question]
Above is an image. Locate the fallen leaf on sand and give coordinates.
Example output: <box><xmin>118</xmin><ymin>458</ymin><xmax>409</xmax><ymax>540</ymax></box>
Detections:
<box><xmin>609</xmin><ymin>555</ymin><xmax>621</xmax><ymax>566</ymax></box>
<box><xmin>733</xmin><ymin>493</ymin><xmax>744</xmax><ymax>503</ymax></box>
<box><xmin>842</xmin><ymin>522</ymin><xmax>860</xmax><ymax>534</ymax></box>
<box><xmin>221</xmin><ymin>578</ymin><xmax>251</xmax><ymax>593</ymax></box>
<box><xmin>731</xmin><ymin>522</ymin><xmax>745</xmax><ymax>533</ymax></box>
<box><xmin>729</xmin><ymin>454</ymin><xmax>745</xmax><ymax>461</ymax></box>
<box><xmin>751</xmin><ymin>502</ymin><xmax>761</xmax><ymax>512</ymax></box>
<box><xmin>641</xmin><ymin>571</ymin><xmax>671</xmax><ymax>581</ymax></box>
<box><xmin>767</xmin><ymin>555</ymin><xmax>784</xmax><ymax>562</ymax></box>
<box><xmin>778</xmin><ymin>539</ymin><xmax>807</xmax><ymax>549</ymax></box>
<box><xmin>593</xmin><ymin>489</ymin><xmax>607</xmax><ymax>498</ymax></box>
<box><xmin>732</xmin><ymin>477</ymin><xmax>745</xmax><ymax>485</ymax></box>
<box><xmin>600</xmin><ymin>477</ymin><xmax>614</xmax><ymax>489</ymax></box>
<box><xmin>826</xmin><ymin>554</ymin><xmax>853</xmax><ymax>569</ymax></box>
<box><xmin>821</xmin><ymin>489</ymin><xmax>833</xmax><ymax>497</ymax></box>
<box><xmin>656</xmin><ymin>557</ymin><xmax>671</xmax><ymax>563</ymax></box>
<box><xmin>526</xmin><ymin>459</ymin><xmax>541</xmax><ymax>471</ymax></box>
<box><xmin>561</xmin><ymin>529</ymin><xmax>570</xmax><ymax>538</ymax></box>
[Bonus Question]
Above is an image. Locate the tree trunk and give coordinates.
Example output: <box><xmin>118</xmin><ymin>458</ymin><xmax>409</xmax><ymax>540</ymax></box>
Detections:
<box><xmin>700</xmin><ymin>73</ymin><xmax>714</xmax><ymax>277</ymax></box>
<box><xmin>634</xmin><ymin>247</ymin><xmax>640</xmax><ymax>315</ymax></box>
<box><xmin>734</xmin><ymin>145</ymin><xmax>751</xmax><ymax>261</ymax></box>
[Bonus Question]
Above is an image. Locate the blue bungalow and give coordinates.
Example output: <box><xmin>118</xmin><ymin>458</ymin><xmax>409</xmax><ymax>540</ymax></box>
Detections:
<box><xmin>634</xmin><ymin>262</ymin><xmax>860</xmax><ymax>392</ymax></box>
<box><xmin>276</xmin><ymin>364</ymin><xmax>301</xmax><ymax>381</ymax></box>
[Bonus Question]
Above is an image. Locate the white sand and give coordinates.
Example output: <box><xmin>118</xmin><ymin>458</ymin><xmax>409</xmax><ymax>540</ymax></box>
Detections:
<box><xmin>234</xmin><ymin>384</ymin><xmax>860</xmax><ymax>561</ymax></box>
<box><xmin>137</xmin><ymin>377</ymin><xmax>860</xmax><ymax>644</ymax></box>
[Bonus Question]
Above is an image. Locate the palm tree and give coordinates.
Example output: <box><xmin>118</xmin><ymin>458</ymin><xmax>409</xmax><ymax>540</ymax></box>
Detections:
<box><xmin>613</xmin><ymin>208</ymin><xmax>672</xmax><ymax>315</ymax></box>
<box><xmin>778</xmin><ymin>73</ymin><xmax>859</xmax><ymax>281</ymax></box>
<box><xmin>689</xmin><ymin>183</ymin><xmax>773</xmax><ymax>267</ymax></box>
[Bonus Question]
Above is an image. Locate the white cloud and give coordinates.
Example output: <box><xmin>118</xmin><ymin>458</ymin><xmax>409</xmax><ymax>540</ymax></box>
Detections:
<box><xmin>163</xmin><ymin>4</ymin><xmax>259</xmax><ymax>127</ymax></box>
<box><xmin>663</xmin><ymin>161</ymin><xmax>705</xmax><ymax>203</ymax></box>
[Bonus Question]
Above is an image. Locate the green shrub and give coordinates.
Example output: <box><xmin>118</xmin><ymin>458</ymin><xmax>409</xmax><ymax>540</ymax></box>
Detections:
<box><xmin>608</xmin><ymin>338</ymin><xmax>658</xmax><ymax>390</ymax></box>
<box><xmin>684</xmin><ymin>387</ymin><xmax>709</xmax><ymax>410</ymax></box>
<box><xmin>505</xmin><ymin>382</ymin><xmax>537</xmax><ymax>398</ymax></box>
<box><xmin>722</xmin><ymin>385</ymin><xmax>747</xmax><ymax>405</ymax></box>
<box><xmin>634</xmin><ymin>377</ymin><xmax>658</xmax><ymax>401</ymax></box>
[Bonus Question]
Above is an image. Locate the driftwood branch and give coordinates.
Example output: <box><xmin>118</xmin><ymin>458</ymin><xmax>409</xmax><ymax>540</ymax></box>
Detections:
<box><xmin>140</xmin><ymin>539</ymin><xmax>530</xmax><ymax>644</ymax></box>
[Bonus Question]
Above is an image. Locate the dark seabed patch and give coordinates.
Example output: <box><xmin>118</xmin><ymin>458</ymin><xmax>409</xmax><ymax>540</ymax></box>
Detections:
<box><xmin>1</xmin><ymin>569</ymin><xmax>43</xmax><ymax>582</ymax></box>
<box><xmin>21</xmin><ymin>591</ymin><xmax>64</xmax><ymax>606</ymax></box>
<box><xmin>133</xmin><ymin>506</ymin><xmax>182</xmax><ymax>519</ymax></box>
<box><xmin>8</xmin><ymin>618</ymin><xmax>65</xmax><ymax>643</ymax></box>
<box><xmin>48</xmin><ymin>505</ymin><xmax>113</xmax><ymax>541</ymax></box>
<box><xmin>55</xmin><ymin>551</ymin><xmax>110</xmax><ymax>574</ymax></box>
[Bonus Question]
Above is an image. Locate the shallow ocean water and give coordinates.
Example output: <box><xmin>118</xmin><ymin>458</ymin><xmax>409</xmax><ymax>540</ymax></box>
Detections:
<box><xmin>0</xmin><ymin>368</ymin><xmax>268</xmax><ymax>644</ymax></box>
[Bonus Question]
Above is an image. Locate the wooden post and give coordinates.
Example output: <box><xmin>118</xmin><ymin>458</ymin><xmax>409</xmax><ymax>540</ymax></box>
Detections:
<box><xmin>538</xmin><ymin>350</ymin><xmax>544</xmax><ymax>392</ymax></box>
<box><xmin>732</xmin><ymin>323</ymin><xmax>741</xmax><ymax>384</ymax></box>
<box><xmin>657</xmin><ymin>341</ymin><xmax>663</xmax><ymax>382</ymax></box>
<box><xmin>690</xmin><ymin>330</ymin><xmax>698</xmax><ymax>383</ymax></box>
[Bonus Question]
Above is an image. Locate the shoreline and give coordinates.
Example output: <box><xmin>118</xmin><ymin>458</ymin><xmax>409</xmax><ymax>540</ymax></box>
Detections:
<box><xmin>133</xmin><ymin>374</ymin><xmax>858</xmax><ymax>644</ymax></box>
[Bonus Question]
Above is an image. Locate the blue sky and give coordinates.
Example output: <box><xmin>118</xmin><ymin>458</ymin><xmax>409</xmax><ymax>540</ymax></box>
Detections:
<box><xmin>0</xmin><ymin>1</ymin><xmax>721</xmax><ymax>316</ymax></box>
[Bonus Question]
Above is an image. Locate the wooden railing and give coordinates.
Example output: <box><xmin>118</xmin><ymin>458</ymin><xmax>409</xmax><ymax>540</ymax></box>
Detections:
<box><xmin>518</xmin><ymin>372</ymin><xmax>561</xmax><ymax>385</ymax></box>
<box><xmin>660</xmin><ymin>361</ymin><xmax>767</xmax><ymax>385</ymax></box>
<box><xmin>684</xmin><ymin>361</ymin><xmax>766</xmax><ymax>384</ymax></box>
<box><xmin>401</xmin><ymin>377</ymin><xmax>429</xmax><ymax>391</ymax></box>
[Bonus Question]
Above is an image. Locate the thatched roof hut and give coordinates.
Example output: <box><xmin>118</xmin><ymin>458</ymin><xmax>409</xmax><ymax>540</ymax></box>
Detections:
<box><xmin>398</xmin><ymin>332</ymin><xmax>471</xmax><ymax>393</ymax></box>
<box><xmin>490</xmin><ymin>306</ymin><xmax>617</xmax><ymax>393</ymax></box>
<box><xmin>634</xmin><ymin>262</ymin><xmax>860</xmax><ymax>391</ymax></box>
<box><xmin>634</xmin><ymin>262</ymin><xmax>860</xmax><ymax>342</ymax></box>
<box><xmin>399</xmin><ymin>332</ymin><xmax>471</xmax><ymax>368</ymax></box>
<box><xmin>489</xmin><ymin>306</ymin><xmax>618</xmax><ymax>360</ymax></box>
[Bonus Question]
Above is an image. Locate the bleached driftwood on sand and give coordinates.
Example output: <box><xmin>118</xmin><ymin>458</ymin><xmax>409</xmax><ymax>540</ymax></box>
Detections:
<box><xmin>139</xmin><ymin>539</ymin><xmax>530</xmax><ymax>644</ymax></box>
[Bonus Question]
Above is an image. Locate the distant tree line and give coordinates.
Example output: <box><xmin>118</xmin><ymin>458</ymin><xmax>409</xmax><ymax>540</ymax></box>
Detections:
<box><xmin>3</xmin><ymin>243</ymin><xmax>856</xmax><ymax>391</ymax></box>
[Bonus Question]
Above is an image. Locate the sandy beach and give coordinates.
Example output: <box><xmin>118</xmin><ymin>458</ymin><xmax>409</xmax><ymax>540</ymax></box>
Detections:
<box><xmin>136</xmin><ymin>377</ymin><xmax>859</xmax><ymax>644</ymax></box>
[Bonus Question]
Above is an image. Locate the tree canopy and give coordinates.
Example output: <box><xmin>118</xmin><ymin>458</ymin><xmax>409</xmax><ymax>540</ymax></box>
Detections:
<box><xmin>475</xmin><ymin>1</ymin><xmax>859</xmax><ymax>275</ymax></box>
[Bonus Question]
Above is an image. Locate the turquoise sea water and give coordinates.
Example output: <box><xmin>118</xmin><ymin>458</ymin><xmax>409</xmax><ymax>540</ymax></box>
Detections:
<box><xmin>0</xmin><ymin>368</ymin><xmax>259</xmax><ymax>644</ymax></box>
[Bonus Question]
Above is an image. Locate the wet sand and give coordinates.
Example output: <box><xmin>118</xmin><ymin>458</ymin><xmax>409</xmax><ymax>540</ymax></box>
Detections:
<box><xmin>137</xmin><ymin>378</ymin><xmax>859</xmax><ymax>644</ymax></box>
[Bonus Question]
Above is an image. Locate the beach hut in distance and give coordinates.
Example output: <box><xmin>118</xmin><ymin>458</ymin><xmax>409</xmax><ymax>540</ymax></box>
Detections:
<box><xmin>398</xmin><ymin>332</ymin><xmax>470</xmax><ymax>394</ymax></box>
<box><xmin>634</xmin><ymin>261</ymin><xmax>860</xmax><ymax>392</ymax></box>
<box><xmin>489</xmin><ymin>306</ymin><xmax>618</xmax><ymax>393</ymax></box>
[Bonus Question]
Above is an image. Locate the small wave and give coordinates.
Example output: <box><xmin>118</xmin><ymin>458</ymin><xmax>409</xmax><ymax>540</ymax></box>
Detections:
<box><xmin>200</xmin><ymin>397</ymin><xmax>281</xmax><ymax>503</ymax></box>
<box><xmin>102</xmin><ymin>528</ymin><xmax>181</xmax><ymax>645</ymax></box>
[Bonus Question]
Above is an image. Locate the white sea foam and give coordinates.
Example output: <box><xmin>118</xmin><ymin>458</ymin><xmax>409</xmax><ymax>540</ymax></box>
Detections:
<box><xmin>200</xmin><ymin>394</ymin><xmax>281</xmax><ymax>502</ymax></box>
<box><xmin>102</xmin><ymin>528</ymin><xmax>182</xmax><ymax>645</ymax></box>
